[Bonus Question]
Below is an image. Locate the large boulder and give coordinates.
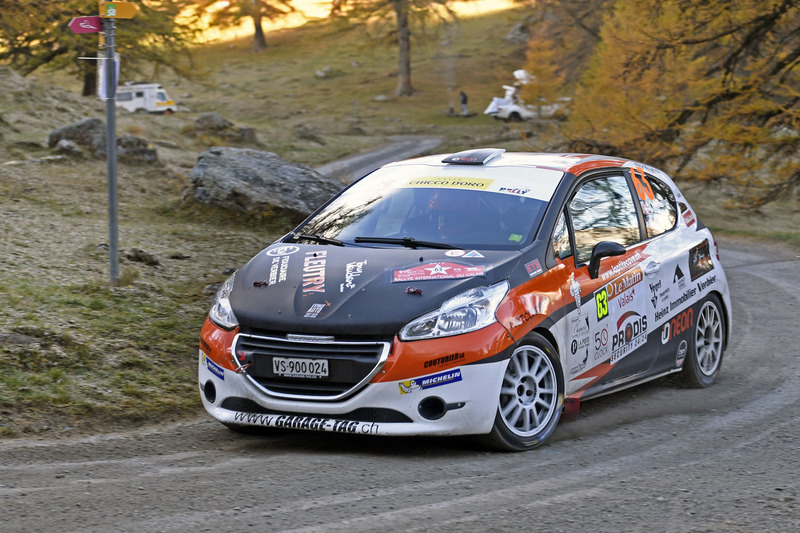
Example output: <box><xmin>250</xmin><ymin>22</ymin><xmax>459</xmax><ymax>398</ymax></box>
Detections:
<box><xmin>189</xmin><ymin>147</ymin><xmax>343</xmax><ymax>221</ymax></box>
<box><xmin>47</xmin><ymin>118</ymin><xmax>104</xmax><ymax>148</ymax></box>
<box><xmin>92</xmin><ymin>133</ymin><xmax>158</xmax><ymax>164</ymax></box>
<box><xmin>48</xmin><ymin>118</ymin><xmax>158</xmax><ymax>163</ymax></box>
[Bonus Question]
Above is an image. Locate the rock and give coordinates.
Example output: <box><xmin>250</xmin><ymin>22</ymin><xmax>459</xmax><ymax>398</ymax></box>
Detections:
<box><xmin>194</xmin><ymin>112</ymin><xmax>234</xmax><ymax>131</ymax></box>
<box><xmin>374</xmin><ymin>94</ymin><xmax>388</xmax><ymax>102</ymax></box>
<box><xmin>124</xmin><ymin>248</ymin><xmax>160</xmax><ymax>266</ymax></box>
<box><xmin>293</xmin><ymin>124</ymin><xmax>326</xmax><ymax>145</ymax></box>
<box><xmin>54</xmin><ymin>139</ymin><xmax>83</xmax><ymax>157</ymax></box>
<box><xmin>189</xmin><ymin>147</ymin><xmax>343</xmax><ymax>221</ymax></box>
<box><xmin>91</xmin><ymin>134</ymin><xmax>158</xmax><ymax>164</ymax></box>
<box><xmin>47</xmin><ymin>118</ymin><xmax>104</xmax><ymax>148</ymax></box>
<box><xmin>190</xmin><ymin>112</ymin><xmax>260</xmax><ymax>146</ymax></box>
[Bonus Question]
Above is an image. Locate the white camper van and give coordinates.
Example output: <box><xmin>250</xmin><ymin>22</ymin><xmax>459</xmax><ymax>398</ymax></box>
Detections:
<box><xmin>116</xmin><ymin>82</ymin><xmax>178</xmax><ymax>114</ymax></box>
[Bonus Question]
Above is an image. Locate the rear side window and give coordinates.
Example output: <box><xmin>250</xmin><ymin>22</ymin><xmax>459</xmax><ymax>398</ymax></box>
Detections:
<box><xmin>118</xmin><ymin>92</ymin><xmax>133</xmax><ymax>101</ymax></box>
<box><xmin>568</xmin><ymin>175</ymin><xmax>640</xmax><ymax>264</ymax></box>
<box><xmin>635</xmin><ymin>174</ymin><xmax>677</xmax><ymax>238</ymax></box>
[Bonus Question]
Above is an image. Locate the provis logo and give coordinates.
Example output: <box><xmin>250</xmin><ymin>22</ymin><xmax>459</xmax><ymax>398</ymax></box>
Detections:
<box><xmin>610</xmin><ymin>311</ymin><xmax>648</xmax><ymax>364</ymax></box>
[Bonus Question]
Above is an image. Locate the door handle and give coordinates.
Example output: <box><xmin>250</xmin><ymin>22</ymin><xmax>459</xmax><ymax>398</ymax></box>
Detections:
<box><xmin>644</xmin><ymin>261</ymin><xmax>661</xmax><ymax>276</ymax></box>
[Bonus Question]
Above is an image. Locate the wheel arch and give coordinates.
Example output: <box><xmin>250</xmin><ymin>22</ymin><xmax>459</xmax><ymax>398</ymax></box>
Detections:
<box><xmin>531</xmin><ymin>326</ymin><xmax>565</xmax><ymax>389</ymax></box>
<box><xmin>709</xmin><ymin>289</ymin><xmax>731</xmax><ymax>350</ymax></box>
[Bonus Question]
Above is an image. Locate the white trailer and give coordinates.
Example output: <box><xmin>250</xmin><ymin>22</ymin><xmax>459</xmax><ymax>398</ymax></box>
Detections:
<box><xmin>115</xmin><ymin>82</ymin><xmax>177</xmax><ymax>114</ymax></box>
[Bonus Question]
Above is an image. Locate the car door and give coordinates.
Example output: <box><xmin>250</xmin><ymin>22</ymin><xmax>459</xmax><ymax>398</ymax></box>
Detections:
<box><xmin>556</xmin><ymin>172</ymin><xmax>658</xmax><ymax>398</ymax></box>
<box><xmin>627</xmin><ymin>168</ymin><xmax>689</xmax><ymax>374</ymax></box>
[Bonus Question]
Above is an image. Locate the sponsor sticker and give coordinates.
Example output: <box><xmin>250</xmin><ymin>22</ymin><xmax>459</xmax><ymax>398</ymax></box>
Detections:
<box><xmin>231</xmin><ymin>412</ymin><xmax>380</xmax><ymax>434</ymax></box>
<box><xmin>340</xmin><ymin>260</ymin><xmax>367</xmax><ymax>292</ymax></box>
<box><xmin>569</xmin><ymin>273</ymin><xmax>582</xmax><ymax>315</ymax></box>
<box><xmin>203</xmin><ymin>353</ymin><xmax>225</xmax><ymax>381</ymax></box>
<box><xmin>445</xmin><ymin>250</ymin><xmax>466</xmax><ymax>257</ymax></box>
<box><xmin>593</xmin><ymin>325</ymin><xmax>610</xmax><ymax>362</ymax></box>
<box><xmin>689</xmin><ymin>240</ymin><xmax>714</xmax><ymax>281</ymax></box>
<box><xmin>392</xmin><ymin>262</ymin><xmax>485</xmax><ymax>283</ymax></box>
<box><xmin>682</xmin><ymin>209</ymin><xmax>696</xmax><ymax>227</ymax></box>
<box><xmin>661</xmin><ymin>307</ymin><xmax>694</xmax><ymax>344</ymax></box>
<box><xmin>266</xmin><ymin>245</ymin><xmax>300</xmax><ymax>257</ymax></box>
<box><xmin>462</xmin><ymin>250</ymin><xmax>484</xmax><ymax>258</ymax></box>
<box><xmin>398</xmin><ymin>369</ymin><xmax>463</xmax><ymax>394</ymax></box>
<box><xmin>268</xmin><ymin>255</ymin><xmax>290</xmax><ymax>285</ymax></box>
<box><xmin>302</xmin><ymin>251</ymin><xmax>327</xmax><ymax>294</ymax></box>
<box><xmin>405</xmin><ymin>176</ymin><xmax>494</xmax><ymax>190</ymax></box>
<box><xmin>525</xmin><ymin>258</ymin><xmax>543</xmax><ymax>278</ymax></box>
<box><xmin>424</xmin><ymin>352</ymin><xmax>465</xmax><ymax>369</ymax></box>
<box><xmin>674</xmin><ymin>265</ymin><xmax>687</xmax><ymax>290</ymax></box>
<box><xmin>303</xmin><ymin>301</ymin><xmax>330</xmax><ymax>319</ymax></box>
<box><xmin>676</xmin><ymin>340</ymin><xmax>688</xmax><ymax>367</ymax></box>
<box><xmin>600</xmin><ymin>251</ymin><xmax>643</xmax><ymax>282</ymax></box>
<box><xmin>610</xmin><ymin>311</ymin><xmax>648</xmax><ymax>364</ymax></box>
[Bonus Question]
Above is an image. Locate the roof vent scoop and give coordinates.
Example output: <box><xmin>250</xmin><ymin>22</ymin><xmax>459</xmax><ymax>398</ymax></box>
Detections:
<box><xmin>441</xmin><ymin>148</ymin><xmax>506</xmax><ymax>165</ymax></box>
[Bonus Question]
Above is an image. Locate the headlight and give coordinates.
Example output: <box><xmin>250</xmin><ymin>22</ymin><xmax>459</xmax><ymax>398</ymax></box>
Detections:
<box><xmin>399</xmin><ymin>281</ymin><xmax>509</xmax><ymax>341</ymax></box>
<box><xmin>209</xmin><ymin>273</ymin><xmax>238</xmax><ymax>329</ymax></box>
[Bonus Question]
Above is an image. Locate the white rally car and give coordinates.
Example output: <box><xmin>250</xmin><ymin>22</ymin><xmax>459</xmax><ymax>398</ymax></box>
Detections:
<box><xmin>198</xmin><ymin>149</ymin><xmax>731</xmax><ymax>451</ymax></box>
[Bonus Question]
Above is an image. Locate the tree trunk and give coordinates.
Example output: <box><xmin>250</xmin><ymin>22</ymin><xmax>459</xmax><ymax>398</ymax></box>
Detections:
<box><xmin>393</xmin><ymin>0</ymin><xmax>413</xmax><ymax>96</ymax></box>
<box><xmin>252</xmin><ymin>0</ymin><xmax>267</xmax><ymax>51</ymax></box>
<box><xmin>82</xmin><ymin>63</ymin><xmax>97</xmax><ymax>97</ymax></box>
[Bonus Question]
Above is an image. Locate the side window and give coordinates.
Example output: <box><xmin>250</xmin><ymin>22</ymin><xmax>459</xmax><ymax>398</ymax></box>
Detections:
<box><xmin>568</xmin><ymin>175</ymin><xmax>640</xmax><ymax>264</ymax></box>
<box><xmin>638</xmin><ymin>175</ymin><xmax>677</xmax><ymax>238</ymax></box>
<box><xmin>552</xmin><ymin>209</ymin><xmax>571</xmax><ymax>260</ymax></box>
<box><xmin>117</xmin><ymin>92</ymin><xmax>133</xmax><ymax>101</ymax></box>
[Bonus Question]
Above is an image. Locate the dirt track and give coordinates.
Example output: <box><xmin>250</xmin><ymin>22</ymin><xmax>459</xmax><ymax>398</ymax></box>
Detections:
<box><xmin>1</xmin><ymin>236</ymin><xmax>798</xmax><ymax>533</ymax></box>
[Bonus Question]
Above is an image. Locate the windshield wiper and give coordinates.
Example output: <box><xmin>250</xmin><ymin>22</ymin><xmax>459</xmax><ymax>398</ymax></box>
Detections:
<box><xmin>293</xmin><ymin>233</ymin><xmax>345</xmax><ymax>246</ymax></box>
<box><xmin>354</xmin><ymin>236</ymin><xmax>459</xmax><ymax>249</ymax></box>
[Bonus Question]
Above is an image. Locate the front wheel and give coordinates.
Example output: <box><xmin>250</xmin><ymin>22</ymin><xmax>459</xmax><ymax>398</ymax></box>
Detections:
<box><xmin>682</xmin><ymin>293</ymin><xmax>725</xmax><ymax>387</ymax></box>
<box><xmin>480</xmin><ymin>333</ymin><xmax>564</xmax><ymax>451</ymax></box>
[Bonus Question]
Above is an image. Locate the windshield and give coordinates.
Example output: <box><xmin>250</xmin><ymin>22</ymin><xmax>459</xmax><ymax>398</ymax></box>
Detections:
<box><xmin>297</xmin><ymin>164</ymin><xmax>563</xmax><ymax>250</ymax></box>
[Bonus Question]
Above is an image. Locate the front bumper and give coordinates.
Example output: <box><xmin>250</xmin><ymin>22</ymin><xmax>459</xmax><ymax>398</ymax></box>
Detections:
<box><xmin>198</xmin><ymin>350</ymin><xmax>505</xmax><ymax>437</ymax></box>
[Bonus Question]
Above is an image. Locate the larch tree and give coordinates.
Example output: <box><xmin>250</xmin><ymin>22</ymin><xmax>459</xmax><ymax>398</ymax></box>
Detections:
<box><xmin>0</xmin><ymin>0</ymin><xmax>199</xmax><ymax>96</ymax></box>
<box><xmin>521</xmin><ymin>28</ymin><xmax>566</xmax><ymax>119</ymax></box>
<box><xmin>563</xmin><ymin>0</ymin><xmax>800</xmax><ymax>206</ymax></box>
<box><xmin>330</xmin><ymin>0</ymin><xmax>458</xmax><ymax>97</ymax></box>
<box><xmin>192</xmin><ymin>0</ymin><xmax>295</xmax><ymax>52</ymax></box>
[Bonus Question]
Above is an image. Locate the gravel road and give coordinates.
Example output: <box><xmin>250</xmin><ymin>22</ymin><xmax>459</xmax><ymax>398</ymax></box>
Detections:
<box><xmin>1</xmin><ymin>236</ymin><xmax>798</xmax><ymax>533</ymax></box>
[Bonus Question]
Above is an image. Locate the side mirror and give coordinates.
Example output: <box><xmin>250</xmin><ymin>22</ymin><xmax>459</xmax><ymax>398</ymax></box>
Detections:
<box><xmin>588</xmin><ymin>241</ymin><xmax>626</xmax><ymax>279</ymax></box>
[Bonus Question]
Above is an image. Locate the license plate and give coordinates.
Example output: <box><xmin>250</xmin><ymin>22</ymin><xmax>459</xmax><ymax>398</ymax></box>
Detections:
<box><xmin>272</xmin><ymin>357</ymin><xmax>329</xmax><ymax>379</ymax></box>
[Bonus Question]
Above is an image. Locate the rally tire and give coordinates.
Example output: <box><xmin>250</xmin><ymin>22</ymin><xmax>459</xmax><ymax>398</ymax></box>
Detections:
<box><xmin>480</xmin><ymin>332</ymin><xmax>564</xmax><ymax>452</ymax></box>
<box><xmin>682</xmin><ymin>293</ymin><xmax>725</xmax><ymax>388</ymax></box>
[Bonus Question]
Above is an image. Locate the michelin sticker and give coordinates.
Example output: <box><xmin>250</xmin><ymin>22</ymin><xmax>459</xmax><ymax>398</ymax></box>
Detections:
<box><xmin>399</xmin><ymin>369</ymin><xmax>463</xmax><ymax>394</ymax></box>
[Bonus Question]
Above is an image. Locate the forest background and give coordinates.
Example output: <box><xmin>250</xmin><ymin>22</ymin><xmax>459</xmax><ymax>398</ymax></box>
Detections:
<box><xmin>0</xmin><ymin>0</ymin><xmax>797</xmax><ymax>436</ymax></box>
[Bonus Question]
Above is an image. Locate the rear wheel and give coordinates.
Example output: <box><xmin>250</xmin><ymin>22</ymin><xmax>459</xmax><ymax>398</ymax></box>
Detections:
<box><xmin>508</xmin><ymin>112</ymin><xmax>522</xmax><ymax>123</ymax></box>
<box><xmin>682</xmin><ymin>293</ymin><xmax>725</xmax><ymax>387</ymax></box>
<box><xmin>481</xmin><ymin>333</ymin><xmax>564</xmax><ymax>451</ymax></box>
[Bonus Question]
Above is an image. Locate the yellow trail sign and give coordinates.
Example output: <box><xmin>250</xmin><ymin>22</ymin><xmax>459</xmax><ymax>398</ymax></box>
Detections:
<box><xmin>99</xmin><ymin>1</ymin><xmax>138</xmax><ymax>19</ymax></box>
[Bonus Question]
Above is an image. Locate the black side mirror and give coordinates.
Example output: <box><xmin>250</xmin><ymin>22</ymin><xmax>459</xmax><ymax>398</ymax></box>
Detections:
<box><xmin>588</xmin><ymin>241</ymin><xmax>626</xmax><ymax>279</ymax></box>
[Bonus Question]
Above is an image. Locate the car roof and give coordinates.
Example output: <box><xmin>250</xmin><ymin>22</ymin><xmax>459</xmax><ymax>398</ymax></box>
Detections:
<box><xmin>387</xmin><ymin>149</ymin><xmax>632</xmax><ymax>176</ymax></box>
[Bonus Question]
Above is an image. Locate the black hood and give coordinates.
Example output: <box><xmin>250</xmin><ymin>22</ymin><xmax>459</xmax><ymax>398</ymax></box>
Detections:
<box><xmin>229</xmin><ymin>243</ymin><xmax>523</xmax><ymax>337</ymax></box>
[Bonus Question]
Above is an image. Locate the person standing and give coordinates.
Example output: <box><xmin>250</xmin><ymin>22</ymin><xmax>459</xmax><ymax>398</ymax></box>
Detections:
<box><xmin>459</xmin><ymin>90</ymin><xmax>468</xmax><ymax>116</ymax></box>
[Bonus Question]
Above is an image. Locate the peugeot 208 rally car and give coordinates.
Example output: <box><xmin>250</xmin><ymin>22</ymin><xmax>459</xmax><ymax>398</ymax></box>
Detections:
<box><xmin>198</xmin><ymin>149</ymin><xmax>731</xmax><ymax>451</ymax></box>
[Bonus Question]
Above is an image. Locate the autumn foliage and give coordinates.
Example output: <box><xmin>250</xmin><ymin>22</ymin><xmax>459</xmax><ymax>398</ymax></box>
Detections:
<box><xmin>525</xmin><ymin>0</ymin><xmax>800</xmax><ymax>207</ymax></box>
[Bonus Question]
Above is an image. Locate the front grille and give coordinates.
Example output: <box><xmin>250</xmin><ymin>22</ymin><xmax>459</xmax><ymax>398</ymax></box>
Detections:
<box><xmin>220</xmin><ymin>397</ymin><xmax>412</xmax><ymax>423</ymax></box>
<box><xmin>233</xmin><ymin>333</ymin><xmax>391</xmax><ymax>401</ymax></box>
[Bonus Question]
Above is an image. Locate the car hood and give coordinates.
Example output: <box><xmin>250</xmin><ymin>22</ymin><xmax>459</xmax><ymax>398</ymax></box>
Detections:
<box><xmin>229</xmin><ymin>243</ymin><xmax>522</xmax><ymax>337</ymax></box>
